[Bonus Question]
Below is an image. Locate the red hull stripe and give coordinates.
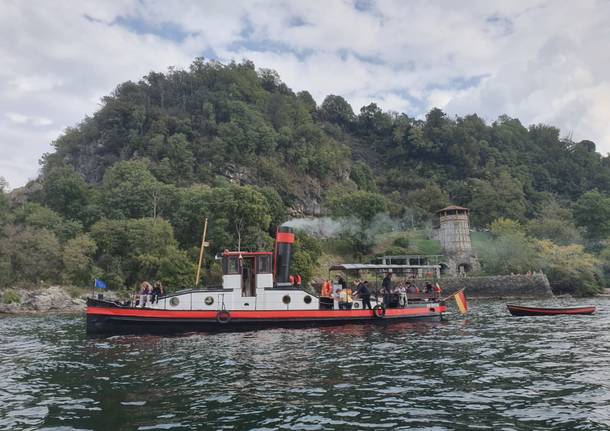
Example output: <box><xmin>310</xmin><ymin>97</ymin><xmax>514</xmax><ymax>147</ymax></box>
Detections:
<box><xmin>87</xmin><ymin>306</ymin><xmax>447</xmax><ymax>319</ymax></box>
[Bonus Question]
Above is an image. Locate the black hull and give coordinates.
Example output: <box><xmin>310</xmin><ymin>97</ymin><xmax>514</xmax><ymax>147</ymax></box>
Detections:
<box><xmin>87</xmin><ymin>313</ymin><xmax>444</xmax><ymax>336</ymax></box>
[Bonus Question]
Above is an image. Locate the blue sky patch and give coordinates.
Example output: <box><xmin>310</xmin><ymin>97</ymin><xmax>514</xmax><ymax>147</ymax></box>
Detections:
<box><xmin>113</xmin><ymin>15</ymin><xmax>196</xmax><ymax>43</ymax></box>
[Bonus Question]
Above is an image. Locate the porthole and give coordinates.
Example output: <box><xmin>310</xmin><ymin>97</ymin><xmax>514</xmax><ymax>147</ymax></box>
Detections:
<box><xmin>282</xmin><ymin>295</ymin><xmax>291</xmax><ymax>304</ymax></box>
<box><xmin>353</xmin><ymin>302</ymin><xmax>360</xmax><ymax>309</ymax></box>
<box><xmin>205</xmin><ymin>296</ymin><xmax>214</xmax><ymax>306</ymax></box>
<box><xmin>170</xmin><ymin>297</ymin><xmax>180</xmax><ymax>307</ymax></box>
<box><xmin>303</xmin><ymin>295</ymin><xmax>312</xmax><ymax>304</ymax></box>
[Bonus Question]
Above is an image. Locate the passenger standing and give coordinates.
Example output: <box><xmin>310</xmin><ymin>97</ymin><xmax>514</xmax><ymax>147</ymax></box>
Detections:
<box><xmin>434</xmin><ymin>283</ymin><xmax>443</xmax><ymax>299</ymax></box>
<box><xmin>296</xmin><ymin>274</ymin><xmax>302</xmax><ymax>288</ymax></box>
<box><xmin>338</xmin><ymin>286</ymin><xmax>348</xmax><ymax>310</ymax></box>
<box><xmin>382</xmin><ymin>273</ymin><xmax>393</xmax><ymax>308</ymax></box>
<box><xmin>337</xmin><ymin>276</ymin><xmax>347</xmax><ymax>290</ymax></box>
<box><xmin>320</xmin><ymin>281</ymin><xmax>334</xmax><ymax>310</ymax></box>
<box><xmin>358</xmin><ymin>280</ymin><xmax>372</xmax><ymax>310</ymax></box>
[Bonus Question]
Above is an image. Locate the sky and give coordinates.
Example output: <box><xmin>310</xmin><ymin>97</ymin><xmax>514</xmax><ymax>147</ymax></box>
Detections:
<box><xmin>1</xmin><ymin>0</ymin><xmax>610</xmax><ymax>189</ymax></box>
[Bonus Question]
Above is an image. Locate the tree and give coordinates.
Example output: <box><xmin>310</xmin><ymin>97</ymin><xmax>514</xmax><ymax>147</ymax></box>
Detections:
<box><xmin>101</xmin><ymin>160</ymin><xmax>170</xmax><ymax>219</ymax></box>
<box><xmin>535</xmin><ymin>240</ymin><xmax>601</xmax><ymax>296</ymax></box>
<box><xmin>90</xmin><ymin>217</ymin><xmax>195</xmax><ymax>289</ymax></box>
<box><xmin>405</xmin><ymin>183</ymin><xmax>450</xmax><ymax>215</ymax></box>
<box><xmin>350</xmin><ymin>161</ymin><xmax>377</xmax><ymax>192</ymax></box>
<box><xmin>4</xmin><ymin>227</ymin><xmax>63</xmax><ymax>284</ymax></box>
<box><xmin>327</xmin><ymin>190</ymin><xmax>386</xmax><ymax>223</ymax></box>
<box><xmin>574</xmin><ymin>190</ymin><xmax>610</xmax><ymax>239</ymax></box>
<box><xmin>291</xmin><ymin>231</ymin><xmax>322</xmax><ymax>285</ymax></box>
<box><xmin>42</xmin><ymin>167</ymin><xmax>90</xmax><ymax>221</ymax></box>
<box><xmin>477</xmin><ymin>229</ymin><xmax>538</xmax><ymax>275</ymax></box>
<box><xmin>62</xmin><ymin>234</ymin><xmax>98</xmax><ymax>285</ymax></box>
<box><xmin>320</xmin><ymin>95</ymin><xmax>354</xmax><ymax>128</ymax></box>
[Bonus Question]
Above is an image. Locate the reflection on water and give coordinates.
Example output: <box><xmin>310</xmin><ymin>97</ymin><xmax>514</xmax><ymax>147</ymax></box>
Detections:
<box><xmin>1</xmin><ymin>298</ymin><xmax>609</xmax><ymax>430</ymax></box>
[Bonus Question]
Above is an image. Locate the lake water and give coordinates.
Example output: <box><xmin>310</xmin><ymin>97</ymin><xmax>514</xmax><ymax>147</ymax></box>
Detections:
<box><xmin>1</xmin><ymin>298</ymin><xmax>610</xmax><ymax>430</ymax></box>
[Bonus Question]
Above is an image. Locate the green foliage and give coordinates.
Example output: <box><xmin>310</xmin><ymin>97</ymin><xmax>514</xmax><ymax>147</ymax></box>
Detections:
<box><xmin>350</xmin><ymin>161</ymin><xmax>377</xmax><ymax>192</ymax></box>
<box><xmin>490</xmin><ymin>218</ymin><xmax>523</xmax><ymax>237</ymax></box>
<box><xmin>327</xmin><ymin>190</ymin><xmax>386</xmax><ymax>223</ymax></box>
<box><xmin>0</xmin><ymin>226</ymin><xmax>63</xmax><ymax>285</ymax></box>
<box><xmin>320</xmin><ymin>95</ymin><xmax>354</xmax><ymax>128</ymax></box>
<box><xmin>291</xmin><ymin>231</ymin><xmax>322</xmax><ymax>285</ymax></box>
<box><xmin>2</xmin><ymin>290</ymin><xmax>20</xmax><ymax>304</ymax></box>
<box><xmin>102</xmin><ymin>160</ymin><xmax>173</xmax><ymax>219</ymax></box>
<box><xmin>405</xmin><ymin>183</ymin><xmax>450</xmax><ymax>214</ymax></box>
<box><xmin>42</xmin><ymin>167</ymin><xmax>90</xmax><ymax>222</ymax></box>
<box><xmin>535</xmin><ymin>240</ymin><xmax>601</xmax><ymax>296</ymax></box>
<box><xmin>14</xmin><ymin>203</ymin><xmax>83</xmax><ymax>241</ymax></box>
<box><xmin>574</xmin><ymin>190</ymin><xmax>610</xmax><ymax>239</ymax></box>
<box><xmin>476</xmin><ymin>233</ymin><xmax>539</xmax><ymax>275</ymax></box>
<box><xmin>90</xmin><ymin>217</ymin><xmax>194</xmax><ymax>289</ymax></box>
<box><xmin>62</xmin><ymin>234</ymin><xmax>98</xmax><ymax>285</ymax></box>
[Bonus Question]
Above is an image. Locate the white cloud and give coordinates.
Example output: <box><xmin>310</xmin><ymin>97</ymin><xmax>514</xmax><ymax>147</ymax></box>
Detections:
<box><xmin>1</xmin><ymin>0</ymin><xmax>610</xmax><ymax>188</ymax></box>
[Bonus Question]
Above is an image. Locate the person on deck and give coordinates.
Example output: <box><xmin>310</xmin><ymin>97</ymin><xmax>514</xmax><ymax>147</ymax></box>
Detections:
<box><xmin>152</xmin><ymin>281</ymin><xmax>164</xmax><ymax>304</ymax></box>
<box><xmin>289</xmin><ymin>275</ymin><xmax>295</xmax><ymax>286</ymax></box>
<box><xmin>398</xmin><ymin>283</ymin><xmax>408</xmax><ymax>308</ymax></box>
<box><xmin>296</xmin><ymin>274</ymin><xmax>302</xmax><ymax>288</ymax></box>
<box><xmin>424</xmin><ymin>282</ymin><xmax>434</xmax><ymax>294</ymax></box>
<box><xmin>139</xmin><ymin>281</ymin><xmax>152</xmax><ymax>307</ymax></box>
<box><xmin>434</xmin><ymin>283</ymin><xmax>443</xmax><ymax>299</ymax></box>
<box><xmin>338</xmin><ymin>284</ymin><xmax>353</xmax><ymax>310</ymax></box>
<box><xmin>337</xmin><ymin>275</ymin><xmax>347</xmax><ymax>290</ymax></box>
<box><xmin>320</xmin><ymin>281</ymin><xmax>334</xmax><ymax>310</ymax></box>
<box><xmin>382</xmin><ymin>273</ymin><xmax>393</xmax><ymax>308</ymax></box>
<box><xmin>357</xmin><ymin>280</ymin><xmax>372</xmax><ymax>310</ymax></box>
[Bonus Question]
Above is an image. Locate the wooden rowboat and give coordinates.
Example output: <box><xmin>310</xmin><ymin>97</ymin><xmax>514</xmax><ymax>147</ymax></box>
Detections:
<box><xmin>507</xmin><ymin>304</ymin><xmax>596</xmax><ymax>316</ymax></box>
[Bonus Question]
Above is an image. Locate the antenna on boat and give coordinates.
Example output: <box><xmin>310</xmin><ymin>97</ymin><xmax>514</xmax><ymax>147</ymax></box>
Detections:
<box><xmin>195</xmin><ymin>218</ymin><xmax>209</xmax><ymax>286</ymax></box>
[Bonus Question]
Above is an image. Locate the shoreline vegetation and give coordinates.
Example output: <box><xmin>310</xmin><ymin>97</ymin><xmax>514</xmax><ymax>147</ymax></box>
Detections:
<box><xmin>2</xmin><ymin>58</ymin><xmax>610</xmax><ymax>300</ymax></box>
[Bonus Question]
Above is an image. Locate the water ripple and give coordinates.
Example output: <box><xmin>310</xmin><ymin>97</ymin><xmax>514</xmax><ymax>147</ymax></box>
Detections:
<box><xmin>1</xmin><ymin>299</ymin><xmax>610</xmax><ymax>430</ymax></box>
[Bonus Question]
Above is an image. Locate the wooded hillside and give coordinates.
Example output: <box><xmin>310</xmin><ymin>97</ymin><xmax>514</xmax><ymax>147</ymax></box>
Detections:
<box><xmin>2</xmin><ymin>58</ymin><xmax>610</xmax><ymax>295</ymax></box>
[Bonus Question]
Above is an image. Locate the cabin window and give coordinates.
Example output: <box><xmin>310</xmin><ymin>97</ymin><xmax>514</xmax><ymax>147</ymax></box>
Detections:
<box><xmin>282</xmin><ymin>295</ymin><xmax>291</xmax><ymax>304</ymax></box>
<box><xmin>303</xmin><ymin>295</ymin><xmax>312</xmax><ymax>304</ymax></box>
<box><xmin>205</xmin><ymin>296</ymin><xmax>214</xmax><ymax>305</ymax></box>
<box><xmin>257</xmin><ymin>255</ymin><xmax>272</xmax><ymax>274</ymax></box>
<box><xmin>223</xmin><ymin>256</ymin><xmax>240</xmax><ymax>275</ymax></box>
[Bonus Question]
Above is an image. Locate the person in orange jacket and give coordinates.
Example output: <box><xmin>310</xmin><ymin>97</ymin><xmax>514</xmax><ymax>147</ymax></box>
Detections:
<box><xmin>320</xmin><ymin>281</ymin><xmax>333</xmax><ymax>310</ymax></box>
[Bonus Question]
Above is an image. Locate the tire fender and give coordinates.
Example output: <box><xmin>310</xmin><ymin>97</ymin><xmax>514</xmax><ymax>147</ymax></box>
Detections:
<box><xmin>373</xmin><ymin>304</ymin><xmax>386</xmax><ymax>318</ymax></box>
<box><xmin>216</xmin><ymin>310</ymin><xmax>231</xmax><ymax>324</ymax></box>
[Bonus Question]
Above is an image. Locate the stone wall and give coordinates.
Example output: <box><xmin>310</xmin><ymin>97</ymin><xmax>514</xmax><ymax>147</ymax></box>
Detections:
<box><xmin>428</xmin><ymin>273</ymin><xmax>553</xmax><ymax>298</ymax></box>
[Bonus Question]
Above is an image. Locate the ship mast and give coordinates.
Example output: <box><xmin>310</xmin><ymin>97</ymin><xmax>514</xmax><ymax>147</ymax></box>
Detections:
<box><xmin>195</xmin><ymin>218</ymin><xmax>209</xmax><ymax>286</ymax></box>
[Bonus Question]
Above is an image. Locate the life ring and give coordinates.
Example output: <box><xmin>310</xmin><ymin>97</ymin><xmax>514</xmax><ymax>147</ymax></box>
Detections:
<box><xmin>373</xmin><ymin>304</ymin><xmax>386</xmax><ymax>318</ymax></box>
<box><xmin>216</xmin><ymin>310</ymin><xmax>231</xmax><ymax>324</ymax></box>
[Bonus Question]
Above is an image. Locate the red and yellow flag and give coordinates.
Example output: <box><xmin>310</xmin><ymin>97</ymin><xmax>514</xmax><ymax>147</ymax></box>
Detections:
<box><xmin>454</xmin><ymin>289</ymin><xmax>468</xmax><ymax>314</ymax></box>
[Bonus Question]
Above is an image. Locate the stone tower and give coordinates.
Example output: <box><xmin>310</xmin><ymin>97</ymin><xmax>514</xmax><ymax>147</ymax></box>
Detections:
<box><xmin>434</xmin><ymin>205</ymin><xmax>480</xmax><ymax>275</ymax></box>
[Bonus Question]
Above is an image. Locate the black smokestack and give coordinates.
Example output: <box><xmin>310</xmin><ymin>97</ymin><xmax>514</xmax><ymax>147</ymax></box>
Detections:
<box><xmin>275</xmin><ymin>226</ymin><xmax>294</xmax><ymax>284</ymax></box>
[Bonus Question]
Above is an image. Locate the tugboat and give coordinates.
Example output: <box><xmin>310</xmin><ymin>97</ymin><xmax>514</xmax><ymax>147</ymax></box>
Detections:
<box><xmin>86</xmin><ymin>227</ymin><xmax>447</xmax><ymax>335</ymax></box>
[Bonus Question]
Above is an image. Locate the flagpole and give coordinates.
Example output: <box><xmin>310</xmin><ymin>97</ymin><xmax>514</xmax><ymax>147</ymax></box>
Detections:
<box><xmin>195</xmin><ymin>218</ymin><xmax>208</xmax><ymax>286</ymax></box>
<box><xmin>441</xmin><ymin>287</ymin><xmax>466</xmax><ymax>302</ymax></box>
<box><xmin>92</xmin><ymin>279</ymin><xmax>95</xmax><ymax>299</ymax></box>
